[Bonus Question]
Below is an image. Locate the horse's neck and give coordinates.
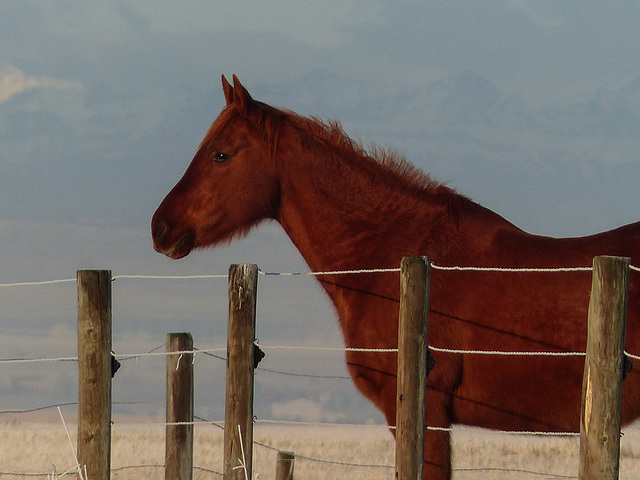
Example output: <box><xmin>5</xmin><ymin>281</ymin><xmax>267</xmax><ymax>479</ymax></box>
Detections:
<box><xmin>275</xmin><ymin>147</ymin><xmax>468</xmax><ymax>272</ymax></box>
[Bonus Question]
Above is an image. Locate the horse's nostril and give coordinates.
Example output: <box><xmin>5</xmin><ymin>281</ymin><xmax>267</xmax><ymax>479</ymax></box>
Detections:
<box><xmin>152</xmin><ymin>221</ymin><xmax>169</xmax><ymax>242</ymax></box>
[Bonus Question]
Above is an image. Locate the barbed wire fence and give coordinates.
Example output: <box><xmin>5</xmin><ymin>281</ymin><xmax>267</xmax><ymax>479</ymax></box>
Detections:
<box><xmin>1</xmin><ymin>261</ymin><xmax>640</xmax><ymax>478</ymax></box>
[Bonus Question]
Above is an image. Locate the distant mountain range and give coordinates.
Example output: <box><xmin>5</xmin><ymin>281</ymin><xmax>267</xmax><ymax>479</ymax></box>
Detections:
<box><xmin>257</xmin><ymin>68</ymin><xmax>640</xmax><ymax>163</ymax></box>
<box><xmin>2</xmin><ymin>66</ymin><xmax>640</xmax><ymax>234</ymax></box>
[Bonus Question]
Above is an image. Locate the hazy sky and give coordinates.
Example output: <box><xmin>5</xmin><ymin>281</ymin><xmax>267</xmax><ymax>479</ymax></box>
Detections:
<box><xmin>2</xmin><ymin>1</ymin><xmax>640</xmax><ymax>423</ymax></box>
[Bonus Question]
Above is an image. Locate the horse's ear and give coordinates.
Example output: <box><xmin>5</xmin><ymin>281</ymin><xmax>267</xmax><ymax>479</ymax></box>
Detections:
<box><xmin>222</xmin><ymin>75</ymin><xmax>234</xmax><ymax>106</ymax></box>
<box><xmin>231</xmin><ymin>74</ymin><xmax>254</xmax><ymax>115</ymax></box>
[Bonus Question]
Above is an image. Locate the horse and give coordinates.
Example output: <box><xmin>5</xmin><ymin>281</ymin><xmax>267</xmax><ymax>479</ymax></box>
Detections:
<box><xmin>152</xmin><ymin>75</ymin><xmax>640</xmax><ymax>479</ymax></box>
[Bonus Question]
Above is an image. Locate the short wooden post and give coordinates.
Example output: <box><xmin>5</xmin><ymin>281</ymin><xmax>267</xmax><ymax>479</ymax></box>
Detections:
<box><xmin>395</xmin><ymin>257</ymin><xmax>430</xmax><ymax>480</ymax></box>
<box><xmin>77</xmin><ymin>270</ymin><xmax>112</xmax><ymax>480</ymax></box>
<box><xmin>579</xmin><ymin>256</ymin><xmax>630</xmax><ymax>480</ymax></box>
<box><xmin>223</xmin><ymin>264</ymin><xmax>258</xmax><ymax>480</ymax></box>
<box><xmin>166</xmin><ymin>332</ymin><xmax>194</xmax><ymax>480</ymax></box>
<box><xmin>275</xmin><ymin>450</ymin><xmax>295</xmax><ymax>480</ymax></box>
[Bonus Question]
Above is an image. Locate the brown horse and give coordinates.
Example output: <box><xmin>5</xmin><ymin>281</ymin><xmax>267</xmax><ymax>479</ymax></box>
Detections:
<box><xmin>152</xmin><ymin>75</ymin><xmax>640</xmax><ymax>479</ymax></box>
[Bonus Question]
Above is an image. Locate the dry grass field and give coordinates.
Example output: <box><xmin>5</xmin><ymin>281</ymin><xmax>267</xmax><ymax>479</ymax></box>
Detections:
<box><xmin>2</xmin><ymin>415</ymin><xmax>640</xmax><ymax>479</ymax></box>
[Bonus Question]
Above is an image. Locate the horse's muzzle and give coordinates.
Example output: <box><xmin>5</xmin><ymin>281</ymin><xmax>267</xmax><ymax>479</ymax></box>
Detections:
<box><xmin>151</xmin><ymin>221</ymin><xmax>195</xmax><ymax>259</ymax></box>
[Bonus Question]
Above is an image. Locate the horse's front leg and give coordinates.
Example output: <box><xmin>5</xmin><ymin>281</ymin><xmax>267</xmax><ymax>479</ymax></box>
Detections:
<box><xmin>388</xmin><ymin>395</ymin><xmax>452</xmax><ymax>480</ymax></box>
<box><xmin>420</xmin><ymin>352</ymin><xmax>460</xmax><ymax>480</ymax></box>
<box><xmin>422</xmin><ymin>401</ymin><xmax>452</xmax><ymax>480</ymax></box>
<box><xmin>379</xmin><ymin>382</ymin><xmax>453</xmax><ymax>480</ymax></box>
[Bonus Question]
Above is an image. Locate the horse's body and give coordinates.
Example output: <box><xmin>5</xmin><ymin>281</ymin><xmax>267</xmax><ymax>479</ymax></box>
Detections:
<box><xmin>152</xmin><ymin>75</ymin><xmax>640</xmax><ymax>479</ymax></box>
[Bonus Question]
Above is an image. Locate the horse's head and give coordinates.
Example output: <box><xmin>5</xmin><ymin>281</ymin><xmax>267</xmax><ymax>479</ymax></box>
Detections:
<box><xmin>152</xmin><ymin>75</ymin><xmax>281</xmax><ymax>259</ymax></box>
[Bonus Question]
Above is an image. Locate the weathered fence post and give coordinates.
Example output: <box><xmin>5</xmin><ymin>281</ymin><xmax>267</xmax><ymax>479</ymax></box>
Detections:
<box><xmin>166</xmin><ymin>332</ymin><xmax>194</xmax><ymax>480</ymax></box>
<box><xmin>77</xmin><ymin>270</ymin><xmax>112</xmax><ymax>480</ymax></box>
<box><xmin>224</xmin><ymin>264</ymin><xmax>258</xmax><ymax>480</ymax></box>
<box><xmin>275</xmin><ymin>450</ymin><xmax>295</xmax><ymax>480</ymax></box>
<box><xmin>395</xmin><ymin>256</ymin><xmax>430</xmax><ymax>480</ymax></box>
<box><xmin>579</xmin><ymin>255</ymin><xmax>630</xmax><ymax>480</ymax></box>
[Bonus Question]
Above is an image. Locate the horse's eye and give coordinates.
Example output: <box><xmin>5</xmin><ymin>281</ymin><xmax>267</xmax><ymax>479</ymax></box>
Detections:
<box><xmin>212</xmin><ymin>152</ymin><xmax>231</xmax><ymax>163</ymax></box>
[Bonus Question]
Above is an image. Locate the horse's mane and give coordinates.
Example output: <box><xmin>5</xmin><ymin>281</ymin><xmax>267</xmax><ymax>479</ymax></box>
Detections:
<box><xmin>228</xmin><ymin>100</ymin><xmax>472</xmax><ymax>215</ymax></box>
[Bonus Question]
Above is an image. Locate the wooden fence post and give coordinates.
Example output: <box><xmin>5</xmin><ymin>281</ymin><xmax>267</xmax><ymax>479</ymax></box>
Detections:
<box><xmin>395</xmin><ymin>257</ymin><xmax>430</xmax><ymax>480</ymax></box>
<box><xmin>275</xmin><ymin>450</ymin><xmax>295</xmax><ymax>480</ymax></box>
<box><xmin>166</xmin><ymin>332</ymin><xmax>194</xmax><ymax>480</ymax></box>
<box><xmin>77</xmin><ymin>270</ymin><xmax>112</xmax><ymax>480</ymax></box>
<box><xmin>579</xmin><ymin>256</ymin><xmax>630</xmax><ymax>480</ymax></box>
<box><xmin>224</xmin><ymin>264</ymin><xmax>258</xmax><ymax>480</ymax></box>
